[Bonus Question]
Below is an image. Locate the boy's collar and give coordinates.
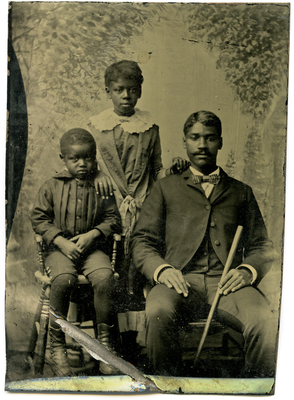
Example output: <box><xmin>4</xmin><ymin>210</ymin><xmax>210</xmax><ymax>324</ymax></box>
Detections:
<box><xmin>53</xmin><ymin>169</ymin><xmax>73</xmax><ymax>179</ymax></box>
<box><xmin>53</xmin><ymin>169</ymin><xmax>95</xmax><ymax>186</ymax></box>
<box><xmin>89</xmin><ymin>108</ymin><xmax>156</xmax><ymax>133</ymax></box>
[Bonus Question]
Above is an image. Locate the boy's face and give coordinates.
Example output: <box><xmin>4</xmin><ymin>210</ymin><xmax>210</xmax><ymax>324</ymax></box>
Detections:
<box><xmin>183</xmin><ymin>122</ymin><xmax>223</xmax><ymax>174</ymax></box>
<box><xmin>106</xmin><ymin>78</ymin><xmax>141</xmax><ymax>117</ymax></box>
<box><xmin>60</xmin><ymin>143</ymin><xmax>96</xmax><ymax>180</ymax></box>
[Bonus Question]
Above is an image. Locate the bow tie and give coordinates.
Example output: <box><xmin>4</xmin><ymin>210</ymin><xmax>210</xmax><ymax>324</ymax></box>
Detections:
<box><xmin>192</xmin><ymin>174</ymin><xmax>221</xmax><ymax>185</ymax></box>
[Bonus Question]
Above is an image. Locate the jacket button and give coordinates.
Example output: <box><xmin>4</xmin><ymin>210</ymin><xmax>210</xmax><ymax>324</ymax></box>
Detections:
<box><xmin>75</xmin><ymin>231</ymin><xmax>80</xmax><ymax>235</ymax></box>
<box><xmin>214</xmin><ymin>240</ymin><xmax>220</xmax><ymax>246</ymax></box>
<box><xmin>210</xmin><ymin>222</ymin><xmax>215</xmax><ymax>227</ymax></box>
<box><xmin>206</xmin><ymin>205</ymin><xmax>211</xmax><ymax>210</ymax></box>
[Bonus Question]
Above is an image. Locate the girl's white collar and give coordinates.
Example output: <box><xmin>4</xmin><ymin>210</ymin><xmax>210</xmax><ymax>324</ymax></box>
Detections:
<box><xmin>90</xmin><ymin>108</ymin><xmax>156</xmax><ymax>134</ymax></box>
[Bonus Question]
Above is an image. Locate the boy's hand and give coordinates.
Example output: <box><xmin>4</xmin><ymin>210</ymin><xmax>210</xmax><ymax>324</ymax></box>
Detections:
<box><xmin>70</xmin><ymin>229</ymin><xmax>101</xmax><ymax>254</ymax></box>
<box><xmin>167</xmin><ymin>157</ymin><xmax>190</xmax><ymax>175</ymax></box>
<box><xmin>53</xmin><ymin>236</ymin><xmax>82</xmax><ymax>261</ymax></box>
<box><xmin>158</xmin><ymin>268</ymin><xmax>191</xmax><ymax>297</ymax></box>
<box><xmin>94</xmin><ymin>170</ymin><xmax>114</xmax><ymax>199</ymax></box>
<box><xmin>218</xmin><ymin>268</ymin><xmax>252</xmax><ymax>295</ymax></box>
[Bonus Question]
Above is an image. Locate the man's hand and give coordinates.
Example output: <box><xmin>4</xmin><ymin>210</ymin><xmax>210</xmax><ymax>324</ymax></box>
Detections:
<box><xmin>94</xmin><ymin>170</ymin><xmax>114</xmax><ymax>199</ymax></box>
<box><xmin>70</xmin><ymin>229</ymin><xmax>101</xmax><ymax>254</ymax></box>
<box><xmin>53</xmin><ymin>236</ymin><xmax>82</xmax><ymax>261</ymax></box>
<box><xmin>167</xmin><ymin>157</ymin><xmax>191</xmax><ymax>175</ymax></box>
<box><xmin>218</xmin><ymin>268</ymin><xmax>252</xmax><ymax>295</ymax></box>
<box><xmin>158</xmin><ymin>268</ymin><xmax>191</xmax><ymax>297</ymax></box>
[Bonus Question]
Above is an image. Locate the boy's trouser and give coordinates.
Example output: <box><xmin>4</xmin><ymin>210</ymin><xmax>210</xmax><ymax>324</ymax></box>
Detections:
<box><xmin>145</xmin><ymin>273</ymin><xmax>277</xmax><ymax>377</ymax></box>
<box><xmin>46</xmin><ymin>250</ymin><xmax>116</xmax><ymax>326</ymax></box>
<box><xmin>45</xmin><ymin>248</ymin><xmax>112</xmax><ymax>281</ymax></box>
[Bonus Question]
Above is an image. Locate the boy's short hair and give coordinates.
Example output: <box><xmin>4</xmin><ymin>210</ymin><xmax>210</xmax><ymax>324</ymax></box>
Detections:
<box><xmin>104</xmin><ymin>60</ymin><xmax>144</xmax><ymax>87</ymax></box>
<box><xmin>183</xmin><ymin>111</ymin><xmax>222</xmax><ymax>136</ymax></box>
<box><xmin>60</xmin><ymin>128</ymin><xmax>96</xmax><ymax>156</ymax></box>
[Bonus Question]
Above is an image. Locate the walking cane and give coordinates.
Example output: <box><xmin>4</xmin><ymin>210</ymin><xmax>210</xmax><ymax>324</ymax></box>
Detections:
<box><xmin>193</xmin><ymin>225</ymin><xmax>243</xmax><ymax>369</ymax></box>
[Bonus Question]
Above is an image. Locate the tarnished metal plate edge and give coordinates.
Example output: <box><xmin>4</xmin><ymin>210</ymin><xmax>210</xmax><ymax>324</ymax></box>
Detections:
<box><xmin>5</xmin><ymin>376</ymin><xmax>275</xmax><ymax>395</ymax></box>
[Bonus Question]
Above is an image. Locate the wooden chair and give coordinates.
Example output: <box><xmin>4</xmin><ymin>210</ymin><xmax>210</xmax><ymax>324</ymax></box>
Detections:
<box><xmin>26</xmin><ymin>233</ymin><xmax>121</xmax><ymax>375</ymax></box>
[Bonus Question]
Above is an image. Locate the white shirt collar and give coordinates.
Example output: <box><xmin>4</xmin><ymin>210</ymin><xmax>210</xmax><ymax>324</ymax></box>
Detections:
<box><xmin>190</xmin><ymin>166</ymin><xmax>220</xmax><ymax>176</ymax></box>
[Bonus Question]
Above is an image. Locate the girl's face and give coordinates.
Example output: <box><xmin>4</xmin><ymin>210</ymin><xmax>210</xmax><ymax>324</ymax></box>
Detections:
<box><xmin>106</xmin><ymin>78</ymin><xmax>141</xmax><ymax>116</ymax></box>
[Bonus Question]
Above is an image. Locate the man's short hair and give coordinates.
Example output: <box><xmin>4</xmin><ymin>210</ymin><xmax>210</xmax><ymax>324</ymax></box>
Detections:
<box><xmin>60</xmin><ymin>128</ymin><xmax>96</xmax><ymax>156</ymax></box>
<box><xmin>183</xmin><ymin>111</ymin><xmax>222</xmax><ymax>136</ymax></box>
<box><xmin>104</xmin><ymin>60</ymin><xmax>144</xmax><ymax>87</ymax></box>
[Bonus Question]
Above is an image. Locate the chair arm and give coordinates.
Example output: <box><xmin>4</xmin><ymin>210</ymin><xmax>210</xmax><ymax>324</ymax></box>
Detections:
<box><xmin>111</xmin><ymin>234</ymin><xmax>121</xmax><ymax>281</ymax></box>
<box><xmin>34</xmin><ymin>234</ymin><xmax>47</xmax><ymax>276</ymax></box>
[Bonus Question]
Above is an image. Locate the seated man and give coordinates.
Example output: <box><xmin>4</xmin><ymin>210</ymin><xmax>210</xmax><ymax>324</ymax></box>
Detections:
<box><xmin>131</xmin><ymin>110</ymin><xmax>277</xmax><ymax>377</ymax></box>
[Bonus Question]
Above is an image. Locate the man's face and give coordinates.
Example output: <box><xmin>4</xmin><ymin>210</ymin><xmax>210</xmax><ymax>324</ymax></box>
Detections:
<box><xmin>60</xmin><ymin>143</ymin><xmax>96</xmax><ymax>180</ymax></box>
<box><xmin>106</xmin><ymin>78</ymin><xmax>141</xmax><ymax>117</ymax></box>
<box><xmin>183</xmin><ymin>122</ymin><xmax>222</xmax><ymax>174</ymax></box>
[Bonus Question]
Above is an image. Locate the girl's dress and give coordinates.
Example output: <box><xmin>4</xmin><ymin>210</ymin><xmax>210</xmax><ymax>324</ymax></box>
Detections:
<box><xmin>88</xmin><ymin>107</ymin><xmax>165</xmax><ymax>255</ymax></box>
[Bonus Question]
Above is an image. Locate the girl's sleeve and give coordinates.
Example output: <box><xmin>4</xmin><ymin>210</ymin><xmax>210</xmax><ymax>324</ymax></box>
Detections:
<box><xmin>151</xmin><ymin>125</ymin><xmax>165</xmax><ymax>179</ymax></box>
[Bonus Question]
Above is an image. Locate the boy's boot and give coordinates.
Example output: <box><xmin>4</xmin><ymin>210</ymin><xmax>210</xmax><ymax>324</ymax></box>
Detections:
<box><xmin>97</xmin><ymin>323</ymin><xmax>121</xmax><ymax>375</ymax></box>
<box><xmin>49</xmin><ymin>325</ymin><xmax>73</xmax><ymax>376</ymax></box>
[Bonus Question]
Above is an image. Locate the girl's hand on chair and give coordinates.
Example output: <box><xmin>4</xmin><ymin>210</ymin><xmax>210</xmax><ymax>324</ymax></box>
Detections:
<box><xmin>94</xmin><ymin>170</ymin><xmax>114</xmax><ymax>199</ymax></box>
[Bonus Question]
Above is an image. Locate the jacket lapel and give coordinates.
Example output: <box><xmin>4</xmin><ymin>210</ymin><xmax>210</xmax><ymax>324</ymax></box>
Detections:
<box><xmin>129</xmin><ymin>129</ymin><xmax>156</xmax><ymax>195</ymax></box>
<box><xmin>209</xmin><ymin>168</ymin><xmax>230</xmax><ymax>204</ymax></box>
<box><xmin>183</xmin><ymin>168</ymin><xmax>230</xmax><ymax>203</ymax></box>
<box><xmin>183</xmin><ymin>169</ymin><xmax>207</xmax><ymax>197</ymax></box>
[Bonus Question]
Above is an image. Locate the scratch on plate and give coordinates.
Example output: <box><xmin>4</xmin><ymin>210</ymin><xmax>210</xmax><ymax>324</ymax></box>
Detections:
<box><xmin>51</xmin><ymin>310</ymin><xmax>161</xmax><ymax>392</ymax></box>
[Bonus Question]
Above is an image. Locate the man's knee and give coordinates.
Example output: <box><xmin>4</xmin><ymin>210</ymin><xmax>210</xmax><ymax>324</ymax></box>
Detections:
<box><xmin>145</xmin><ymin>286</ymin><xmax>179</xmax><ymax>324</ymax></box>
<box><xmin>243</xmin><ymin>308</ymin><xmax>277</xmax><ymax>340</ymax></box>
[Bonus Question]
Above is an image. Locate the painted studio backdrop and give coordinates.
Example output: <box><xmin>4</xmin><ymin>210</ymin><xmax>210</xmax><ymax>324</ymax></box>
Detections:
<box><xmin>6</xmin><ymin>1</ymin><xmax>289</xmax><ymax>392</ymax></box>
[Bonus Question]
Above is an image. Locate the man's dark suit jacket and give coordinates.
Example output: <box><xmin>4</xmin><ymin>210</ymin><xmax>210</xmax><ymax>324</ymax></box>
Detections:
<box><xmin>131</xmin><ymin>168</ymin><xmax>274</xmax><ymax>286</ymax></box>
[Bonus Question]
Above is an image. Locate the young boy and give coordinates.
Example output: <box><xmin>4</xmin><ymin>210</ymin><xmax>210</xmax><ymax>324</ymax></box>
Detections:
<box><xmin>30</xmin><ymin>128</ymin><xmax>121</xmax><ymax>376</ymax></box>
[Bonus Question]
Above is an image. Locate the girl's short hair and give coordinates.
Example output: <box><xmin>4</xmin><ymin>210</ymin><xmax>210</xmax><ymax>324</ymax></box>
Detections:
<box><xmin>60</xmin><ymin>128</ymin><xmax>96</xmax><ymax>156</ymax></box>
<box><xmin>183</xmin><ymin>111</ymin><xmax>222</xmax><ymax>136</ymax></box>
<box><xmin>104</xmin><ymin>60</ymin><xmax>144</xmax><ymax>87</ymax></box>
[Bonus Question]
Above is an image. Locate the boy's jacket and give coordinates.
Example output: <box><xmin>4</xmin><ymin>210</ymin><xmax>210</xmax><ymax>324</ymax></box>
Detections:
<box><xmin>30</xmin><ymin>170</ymin><xmax>121</xmax><ymax>246</ymax></box>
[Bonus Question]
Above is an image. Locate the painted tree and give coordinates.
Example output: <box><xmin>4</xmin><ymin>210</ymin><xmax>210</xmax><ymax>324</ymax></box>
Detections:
<box><xmin>185</xmin><ymin>3</ymin><xmax>289</xmax><ymax>237</ymax></box>
<box><xmin>10</xmin><ymin>2</ymin><xmax>165</xmax><ymax>115</ymax></box>
<box><xmin>186</xmin><ymin>3</ymin><xmax>289</xmax><ymax>119</ymax></box>
<box><xmin>225</xmin><ymin>149</ymin><xmax>236</xmax><ymax>178</ymax></box>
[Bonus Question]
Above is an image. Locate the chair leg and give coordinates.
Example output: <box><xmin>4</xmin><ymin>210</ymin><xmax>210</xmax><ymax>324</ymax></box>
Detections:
<box><xmin>33</xmin><ymin>285</ymin><xmax>51</xmax><ymax>375</ymax></box>
<box><xmin>26</xmin><ymin>286</ymin><xmax>46</xmax><ymax>373</ymax></box>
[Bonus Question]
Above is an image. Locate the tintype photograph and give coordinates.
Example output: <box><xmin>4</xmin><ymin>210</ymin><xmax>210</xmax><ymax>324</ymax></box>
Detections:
<box><xmin>5</xmin><ymin>1</ymin><xmax>290</xmax><ymax>395</ymax></box>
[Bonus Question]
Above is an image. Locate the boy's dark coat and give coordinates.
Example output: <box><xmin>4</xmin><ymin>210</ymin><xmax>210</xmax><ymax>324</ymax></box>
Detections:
<box><xmin>31</xmin><ymin>170</ymin><xmax>121</xmax><ymax>246</ymax></box>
